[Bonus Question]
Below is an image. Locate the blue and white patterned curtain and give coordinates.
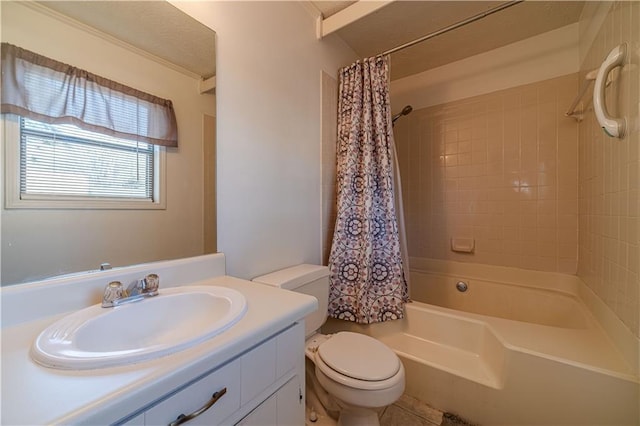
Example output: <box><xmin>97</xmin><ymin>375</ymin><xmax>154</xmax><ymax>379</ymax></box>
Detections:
<box><xmin>328</xmin><ymin>55</ymin><xmax>408</xmax><ymax>324</ymax></box>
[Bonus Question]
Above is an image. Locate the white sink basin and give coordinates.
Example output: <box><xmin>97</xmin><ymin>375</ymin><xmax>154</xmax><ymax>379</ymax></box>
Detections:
<box><xmin>31</xmin><ymin>286</ymin><xmax>247</xmax><ymax>369</ymax></box>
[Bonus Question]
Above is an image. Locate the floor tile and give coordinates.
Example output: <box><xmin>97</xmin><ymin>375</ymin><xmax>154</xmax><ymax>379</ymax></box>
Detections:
<box><xmin>394</xmin><ymin>394</ymin><xmax>444</xmax><ymax>424</ymax></box>
<box><xmin>380</xmin><ymin>404</ymin><xmax>439</xmax><ymax>426</ymax></box>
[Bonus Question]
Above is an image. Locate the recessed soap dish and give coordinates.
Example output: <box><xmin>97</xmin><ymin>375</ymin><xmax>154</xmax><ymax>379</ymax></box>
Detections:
<box><xmin>451</xmin><ymin>238</ymin><xmax>474</xmax><ymax>253</ymax></box>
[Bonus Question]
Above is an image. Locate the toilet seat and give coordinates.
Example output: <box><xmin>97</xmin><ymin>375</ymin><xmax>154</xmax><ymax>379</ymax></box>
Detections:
<box><xmin>314</xmin><ymin>332</ymin><xmax>402</xmax><ymax>391</ymax></box>
<box><xmin>317</xmin><ymin>332</ymin><xmax>400</xmax><ymax>381</ymax></box>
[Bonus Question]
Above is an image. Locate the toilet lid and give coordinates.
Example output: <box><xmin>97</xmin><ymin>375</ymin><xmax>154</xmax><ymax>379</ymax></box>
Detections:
<box><xmin>317</xmin><ymin>332</ymin><xmax>400</xmax><ymax>381</ymax></box>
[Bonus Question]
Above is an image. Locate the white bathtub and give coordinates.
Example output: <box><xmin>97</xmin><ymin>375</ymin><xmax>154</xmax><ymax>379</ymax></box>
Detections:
<box><xmin>323</xmin><ymin>259</ymin><xmax>640</xmax><ymax>425</ymax></box>
<box><xmin>410</xmin><ymin>271</ymin><xmax>590</xmax><ymax>329</ymax></box>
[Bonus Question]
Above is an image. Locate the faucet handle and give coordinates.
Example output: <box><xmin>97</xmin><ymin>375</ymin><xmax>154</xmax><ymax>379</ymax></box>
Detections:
<box><xmin>142</xmin><ymin>274</ymin><xmax>160</xmax><ymax>295</ymax></box>
<box><xmin>102</xmin><ymin>281</ymin><xmax>125</xmax><ymax>308</ymax></box>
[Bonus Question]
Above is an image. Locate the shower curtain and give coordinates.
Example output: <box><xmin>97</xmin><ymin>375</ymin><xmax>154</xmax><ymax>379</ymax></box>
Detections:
<box><xmin>328</xmin><ymin>55</ymin><xmax>408</xmax><ymax>324</ymax></box>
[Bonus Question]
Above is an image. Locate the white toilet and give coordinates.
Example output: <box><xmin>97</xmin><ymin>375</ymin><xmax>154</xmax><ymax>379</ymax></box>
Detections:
<box><xmin>253</xmin><ymin>264</ymin><xmax>405</xmax><ymax>426</ymax></box>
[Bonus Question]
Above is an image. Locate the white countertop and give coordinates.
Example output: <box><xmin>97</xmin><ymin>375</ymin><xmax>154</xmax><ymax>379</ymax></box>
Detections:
<box><xmin>1</xmin><ymin>274</ymin><xmax>317</xmax><ymax>425</ymax></box>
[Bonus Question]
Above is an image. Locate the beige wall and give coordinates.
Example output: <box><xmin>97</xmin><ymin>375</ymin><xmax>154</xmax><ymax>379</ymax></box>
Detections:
<box><xmin>321</xmin><ymin>72</ymin><xmax>338</xmax><ymax>265</ymax></box>
<box><xmin>388</xmin><ymin>23</ymin><xmax>582</xmax><ymax>277</ymax></box>
<box><xmin>172</xmin><ymin>2</ymin><xmax>357</xmax><ymax>279</ymax></box>
<box><xmin>395</xmin><ymin>74</ymin><xmax>579</xmax><ymax>273</ymax></box>
<box><xmin>391</xmin><ymin>1</ymin><xmax>639</xmax><ymax>339</ymax></box>
<box><xmin>321</xmin><ymin>23</ymin><xmax>583</xmax><ymax>275</ymax></box>
<box><xmin>0</xmin><ymin>3</ymin><xmax>215</xmax><ymax>284</ymax></box>
<box><xmin>577</xmin><ymin>1</ymin><xmax>639</xmax><ymax>337</ymax></box>
<box><xmin>203</xmin><ymin>114</ymin><xmax>217</xmax><ymax>254</ymax></box>
<box><xmin>391</xmin><ymin>23</ymin><xmax>579</xmax><ymax>114</ymax></box>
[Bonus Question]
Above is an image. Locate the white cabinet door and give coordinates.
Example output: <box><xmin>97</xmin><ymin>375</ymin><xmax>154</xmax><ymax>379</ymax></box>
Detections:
<box><xmin>236</xmin><ymin>393</ymin><xmax>277</xmax><ymax>426</ymax></box>
<box><xmin>236</xmin><ymin>376</ymin><xmax>301</xmax><ymax>426</ymax></box>
<box><xmin>275</xmin><ymin>376</ymin><xmax>303</xmax><ymax>426</ymax></box>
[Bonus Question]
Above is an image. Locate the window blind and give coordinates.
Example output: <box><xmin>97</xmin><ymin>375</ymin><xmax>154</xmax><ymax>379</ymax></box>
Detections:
<box><xmin>20</xmin><ymin>118</ymin><xmax>154</xmax><ymax>200</ymax></box>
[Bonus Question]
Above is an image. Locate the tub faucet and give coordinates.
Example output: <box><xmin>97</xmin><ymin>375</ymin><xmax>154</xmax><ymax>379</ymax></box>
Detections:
<box><xmin>102</xmin><ymin>273</ymin><xmax>160</xmax><ymax>308</ymax></box>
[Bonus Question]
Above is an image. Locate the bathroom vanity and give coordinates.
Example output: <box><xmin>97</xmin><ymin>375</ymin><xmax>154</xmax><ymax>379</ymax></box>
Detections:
<box><xmin>0</xmin><ymin>254</ymin><xmax>317</xmax><ymax>425</ymax></box>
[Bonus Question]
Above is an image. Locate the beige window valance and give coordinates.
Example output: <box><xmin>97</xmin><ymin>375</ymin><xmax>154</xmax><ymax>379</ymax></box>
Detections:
<box><xmin>1</xmin><ymin>42</ymin><xmax>178</xmax><ymax>147</ymax></box>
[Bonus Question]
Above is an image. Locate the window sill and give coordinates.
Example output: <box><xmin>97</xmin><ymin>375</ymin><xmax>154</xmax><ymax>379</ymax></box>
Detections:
<box><xmin>5</xmin><ymin>196</ymin><xmax>166</xmax><ymax>210</ymax></box>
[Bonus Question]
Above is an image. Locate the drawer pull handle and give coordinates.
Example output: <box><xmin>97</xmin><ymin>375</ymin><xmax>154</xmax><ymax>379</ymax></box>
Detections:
<box><xmin>168</xmin><ymin>387</ymin><xmax>227</xmax><ymax>426</ymax></box>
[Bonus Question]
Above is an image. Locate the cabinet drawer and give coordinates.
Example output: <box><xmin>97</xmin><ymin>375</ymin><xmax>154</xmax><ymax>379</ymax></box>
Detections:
<box><xmin>276</xmin><ymin>322</ymin><xmax>303</xmax><ymax>378</ymax></box>
<box><xmin>145</xmin><ymin>360</ymin><xmax>241</xmax><ymax>425</ymax></box>
<box><xmin>240</xmin><ymin>324</ymin><xmax>303</xmax><ymax>407</ymax></box>
<box><xmin>241</xmin><ymin>337</ymin><xmax>276</xmax><ymax>405</ymax></box>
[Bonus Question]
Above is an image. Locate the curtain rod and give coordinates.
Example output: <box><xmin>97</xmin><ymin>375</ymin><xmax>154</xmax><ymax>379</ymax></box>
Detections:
<box><xmin>381</xmin><ymin>0</ymin><xmax>525</xmax><ymax>57</ymax></box>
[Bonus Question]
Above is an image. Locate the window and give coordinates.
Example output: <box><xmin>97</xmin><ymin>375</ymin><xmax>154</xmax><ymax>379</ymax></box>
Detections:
<box><xmin>21</xmin><ymin>117</ymin><xmax>154</xmax><ymax>199</ymax></box>
<box><xmin>4</xmin><ymin>115</ymin><xmax>165</xmax><ymax>209</ymax></box>
<box><xmin>1</xmin><ymin>43</ymin><xmax>174</xmax><ymax>210</ymax></box>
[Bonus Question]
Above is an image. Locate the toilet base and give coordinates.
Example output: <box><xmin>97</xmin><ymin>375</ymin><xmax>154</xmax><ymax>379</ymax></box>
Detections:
<box><xmin>306</xmin><ymin>358</ymin><xmax>383</xmax><ymax>426</ymax></box>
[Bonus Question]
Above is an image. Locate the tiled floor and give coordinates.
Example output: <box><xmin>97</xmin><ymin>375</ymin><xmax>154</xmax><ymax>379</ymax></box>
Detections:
<box><xmin>306</xmin><ymin>393</ymin><xmax>476</xmax><ymax>426</ymax></box>
<box><xmin>380</xmin><ymin>394</ymin><xmax>443</xmax><ymax>426</ymax></box>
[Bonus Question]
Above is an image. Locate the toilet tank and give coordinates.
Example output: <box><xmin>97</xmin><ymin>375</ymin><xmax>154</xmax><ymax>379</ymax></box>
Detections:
<box><xmin>252</xmin><ymin>264</ymin><xmax>329</xmax><ymax>338</ymax></box>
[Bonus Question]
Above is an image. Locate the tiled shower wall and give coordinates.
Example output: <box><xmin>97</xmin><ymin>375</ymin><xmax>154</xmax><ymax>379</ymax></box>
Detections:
<box><xmin>577</xmin><ymin>1</ymin><xmax>639</xmax><ymax>337</ymax></box>
<box><xmin>394</xmin><ymin>74</ymin><xmax>580</xmax><ymax>274</ymax></box>
<box><xmin>321</xmin><ymin>4</ymin><xmax>638</xmax><ymax>337</ymax></box>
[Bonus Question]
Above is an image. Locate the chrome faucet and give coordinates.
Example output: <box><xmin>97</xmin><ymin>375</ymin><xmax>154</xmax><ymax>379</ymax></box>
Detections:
<box><xmin>102</xmin><ymin>274</ymin><xmax>160</xmax><ymax>308</ymax></box>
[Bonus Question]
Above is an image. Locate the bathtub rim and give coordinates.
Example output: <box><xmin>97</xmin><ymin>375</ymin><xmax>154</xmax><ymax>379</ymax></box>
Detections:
<box><xmin>410</xmin><ymin>270</ymin><xmax>593</xmax><ymax>330</ymax></box>
<box><xmin>408</xmin><ymin>257</ymin><xmax>640</xmax><ymax>378</ymax></box>
<box><xmin>410</xmin><ymin>257</ymin><xmax>580</xmax><ymax>296</ymax></box>
<box><xmin>402</xmin><ymin>299</ymin><xmax>639</xmax><ymax>384</ymax></box>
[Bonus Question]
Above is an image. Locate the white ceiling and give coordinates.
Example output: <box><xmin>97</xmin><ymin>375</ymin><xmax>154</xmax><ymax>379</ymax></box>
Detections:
<box><xmin>36</xmin><ymin>1</ymin><xmax>584</xmax><ymax>82</ymax></box>
<box><xmin>311</xmin><ymin>1</ymin><xmax>585</xmax><ymax>80</ymax></box>
<box><xmin>35</xmin><ymin>1</ymin><xmax>216</xmax><ymax>79</ymax></box>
